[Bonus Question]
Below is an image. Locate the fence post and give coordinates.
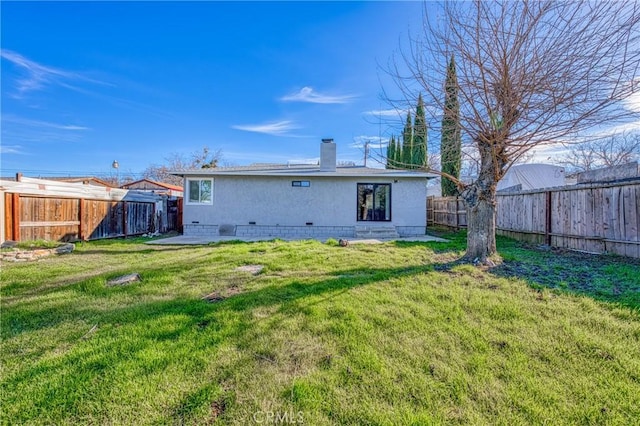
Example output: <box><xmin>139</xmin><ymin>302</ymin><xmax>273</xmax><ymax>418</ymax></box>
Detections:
<box><xmin>151</xmin><ymin>201</ymin><xmax>156</xmax><ymax>234</ymax></box>
<box><xmin>11</xmin><ymin>193</ymin><xmax>20</xmax><ymax>241</ymax></box>
<box><xmin>455</xmin><ymin>197</ymin><xmax>460</xmax><ymax>230</ymax></box>
<box><xmin>78</xmin><ymin>198</ymin><xmax>85</xmax><ymax>241</ymax></box>
<box><xmin>177</xmin><ymin>198</ymin><xmax>183</xmax><ymax>233</ymax></box>
<box><xmin>545</xmin><ymin>191</ymin><xmax>552</xmax><ymax>246</ymax></box>
<box><xmin>122</xmin><ymin>201</ymin><xmax>128</xmax><ymax>238</ymax></box>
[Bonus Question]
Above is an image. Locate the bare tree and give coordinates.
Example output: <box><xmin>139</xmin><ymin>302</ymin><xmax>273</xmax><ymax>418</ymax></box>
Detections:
<box><xmin>387</xmin><ymin>0</ymin><xmax>640</xmax><ymax>263</ymax></box>
<box><xmin>143</xmin><ymin>147</ymin><xmax>223</xmax><ymax>186</ymax></box>
<box><xmin>557</xmin><ymin>133</ymin><xmax>640</xmax><ymax>173</ymax></box>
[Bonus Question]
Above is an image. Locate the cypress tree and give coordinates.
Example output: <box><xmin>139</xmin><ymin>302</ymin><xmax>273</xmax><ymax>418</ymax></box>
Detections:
<box><xmin>441</xmin><ymin>55</ymin><xmax>462</xmax><ymax>196</ymax></box>
<box><xmin>402</xmin><ymin>111</ymin><xmax>413</xmax><ymax>168</ymax></box>
<box><xmin>413</xmin><ymin>93</ymin><xmax>428</xmax><ymax>169</ymax></box>
<box><xmin>393</xmin><ymin>137</ymin><xmax>402</xmax><ymax>168</ymax></box>
<box><xmin>386</xmin><ymin>135</ymin><xmax>396</xmax><ymax>169</ymax></box>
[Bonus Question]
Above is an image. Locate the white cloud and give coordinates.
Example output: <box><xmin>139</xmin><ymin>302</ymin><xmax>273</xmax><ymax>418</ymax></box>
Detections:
<box><xmin>350</xmin><ymin>135</ymin><xmax>388</xmax><ymax>150</ymax></box>
<box><xmin>231</xmin><ymin>120</ymin><xmax>301</xmax><ymax>136</ymax></box>
<box><xmin>0</xmin><ymin>145</ymin><xmax>24</xmax><ymax>154</ymax></box>
<box><xmin>1</xmin><ymin>115</ymin><xmax>90</xmax><ymax>146</ymax></box>
<box><xmin>280</xmin><ymin>87</ymin><xmax>357</xmax><ymax>104</ymax></box>
<box><xmin>625</xmin><ymin>89</ymin><xmax>640</xmax><ymax>111</ymax></box>
<box><xmin>526</xmin><ymin>143</ymin><xmax>571</xmax><ymax>163</ymax></box>
<box><xmin>362</xmin><ymin>108</ymin><xmax>407</xmax><ymax>117</ymax></box>
<box><xmin>1</xmin><ymin>49</ymin><xmax>109</xmax><ymax>98</ymax></box>
<box><xmin>2</xmin><ymin>115</ymin><xmax>90</xmax><ymax>131</ymax></box>
<box><xmin>597</xmin><ymin>82</ymin><xmax>640</xmax><ymax>135</ymax></box>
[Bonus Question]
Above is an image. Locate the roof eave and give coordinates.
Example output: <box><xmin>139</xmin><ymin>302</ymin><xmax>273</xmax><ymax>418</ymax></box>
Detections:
<box><xmin>171</xmin><ymin>170</ymin><xmax>437</xmax><ymax>179</ymax></box>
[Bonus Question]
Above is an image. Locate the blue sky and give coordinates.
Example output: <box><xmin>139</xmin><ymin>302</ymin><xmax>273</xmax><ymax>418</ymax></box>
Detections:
<box><xmin>1</xmin><ymin>1</ymin><xmax>426</xmax><ymax>178</ymax></box>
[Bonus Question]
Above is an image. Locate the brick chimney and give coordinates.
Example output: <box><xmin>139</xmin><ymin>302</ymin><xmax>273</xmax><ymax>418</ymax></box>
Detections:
<box><xmin>320</xmin><ymin>138</ymin><xmax>336</xmax><ymax>172</ymax></box>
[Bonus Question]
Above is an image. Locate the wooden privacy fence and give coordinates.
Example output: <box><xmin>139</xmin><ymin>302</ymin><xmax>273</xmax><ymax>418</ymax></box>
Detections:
<box><xmin>1</xmin><ymin>177</ymin><xmax>182</xmax><ymax>242</ymax></box>
<box><xmin>427</xmin><ymin>179</ymin><xmax>640</xmax><ymax>258</ymax></box>
<box><xmin>4</xmin><ymin>194</ymin><xmax>156</xmax><ymax>241</ymax></box>
<box><xmin>427</xmin><ymin>197</ymin><xmax>467</xmax><ymax>229</ymax></box>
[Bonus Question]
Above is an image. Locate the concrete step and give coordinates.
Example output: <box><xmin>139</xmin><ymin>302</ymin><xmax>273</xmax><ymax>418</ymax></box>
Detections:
<box><xmin>354</xmin><ymin>226</ymin><xmax>399</xmax><ymax>239</ymax></box>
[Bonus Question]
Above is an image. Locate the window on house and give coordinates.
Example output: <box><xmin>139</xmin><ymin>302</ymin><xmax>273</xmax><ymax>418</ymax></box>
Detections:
<box><xmin>357</xmin><ymin>183</ymin><xmax>391</xmax><ymax>221</ymax></box>
<box><xmin>187</xmin><ymin>179</ymin><xmax>213</xmax><ymax>204</ymax></box>
<box><xmin>292</xmin><ymin>180</ymin><xmax>310</xmax><ymax>187</ymax></box>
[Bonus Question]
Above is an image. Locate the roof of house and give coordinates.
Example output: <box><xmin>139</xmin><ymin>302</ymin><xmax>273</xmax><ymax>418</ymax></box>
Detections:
<box><xmin>0</xmin><ymin>177</ymin><xmax>162</xmax><ymax>203</ymax></box>
<box><xmin>37</xmin><ymin>176</ymin><xmax>115</xmax><ymax>187</ymax></box>
<box><xmin>173</xmin><ymin>164</ymin><xmax>436</xmax><ymax>179</ymax></box>
<box><xmin>121</xmin><ymin>178</ymin><xmax>183</xmax><ymax>191</ymax></box>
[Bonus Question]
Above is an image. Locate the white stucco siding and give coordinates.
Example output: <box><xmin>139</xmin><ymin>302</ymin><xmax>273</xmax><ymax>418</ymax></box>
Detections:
<box><xmin>183</xmin><ymin>175</ymin><xmax>427</xmax><ymax>228</ymax></box>
<box><xmin>389</xmin><ymin>178</ymin><xmax>429</xmax><ymax>226</ymax></box>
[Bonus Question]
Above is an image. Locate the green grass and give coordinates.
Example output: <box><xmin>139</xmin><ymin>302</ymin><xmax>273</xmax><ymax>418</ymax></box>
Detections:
<box><xmin>1</xmin><ymin>232</ymin><xmax>639</xmax><ymax>425</ymax></box>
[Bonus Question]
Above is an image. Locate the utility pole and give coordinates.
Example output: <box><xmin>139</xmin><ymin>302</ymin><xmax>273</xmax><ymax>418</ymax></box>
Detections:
<box><xmin>364</xmin><ymin>141</ymin><xmax>369</xmax><ymax>167</ymax></box>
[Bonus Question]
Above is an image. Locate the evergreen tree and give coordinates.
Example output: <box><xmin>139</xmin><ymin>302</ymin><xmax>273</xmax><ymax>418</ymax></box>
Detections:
<box><xmin>413</xmin><ymin>93</ymin><xmax>428</xmax><ymax>169</ymax></box>
<box><xmin>394</xmin><ymin>137</ymin><xmax>402</xmax><ymax>167</ymax></box>
<box><xmin>386</xmin><ymin>135</ymin><xmax>396</xmax><ymax>169</ymax></box>
<box><xmin>440</xmin><ymin>55</ymin><xmax>462</xmax><ymax>196</ymax></box>
<box><xmin>402</xmin><ymin>111</ymin><xmax>414</xmax><ymax>168</ymax></box>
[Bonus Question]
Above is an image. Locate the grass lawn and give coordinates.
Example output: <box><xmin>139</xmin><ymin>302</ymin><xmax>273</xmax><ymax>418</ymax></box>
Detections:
<box><xmin>1</xmin><ymin>231</ymin><xmax>639</xmax><ymax>425</ymax></box>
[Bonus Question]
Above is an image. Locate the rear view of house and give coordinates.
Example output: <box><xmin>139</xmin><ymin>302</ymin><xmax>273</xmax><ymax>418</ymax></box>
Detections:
<box><xmin>176</xmin><ymin>139</ymin><xmax>434</xmax><ymax>239</ymax></box>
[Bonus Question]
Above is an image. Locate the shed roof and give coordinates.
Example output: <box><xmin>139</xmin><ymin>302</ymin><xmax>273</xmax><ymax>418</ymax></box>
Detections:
<box><xmin>0</xmin><ymin>177</ymin><xmax>162</xmax><ymax>203</ymax></box>
<box><xmin>121</xmin><ymin>178</ymin><xmax>183</xmax><ymax>191</ymax></box>
<box><xmin>38</xmin><ymin>176</ymin><xmax>114</xmax><ymax>187</ymax></box>
<box><xmin>173</xmin><ymin>164</ymin><xmax>436</xmax><ymax>179</ymax></box>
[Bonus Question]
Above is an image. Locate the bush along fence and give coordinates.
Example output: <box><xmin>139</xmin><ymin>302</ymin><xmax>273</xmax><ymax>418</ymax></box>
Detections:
<box><xmin>1</xmin><ymin>177</ymin><xmax>181</xmax><ymax>242</ymax></box>
<box><xmin>427</xmin><ymin>178</ymin><xmax>640</xmax><ymax>258</ymax></box>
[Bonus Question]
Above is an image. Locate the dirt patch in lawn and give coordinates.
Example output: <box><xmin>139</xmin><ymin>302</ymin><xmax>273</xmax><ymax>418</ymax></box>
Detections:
<box><xmin>202</xmin><ymin>265</ymin><xmax>266</xmax><ymax>303</ymax></box>
<box><xmin>202</xmin><ymin>286</ymin><xmax>242</xmax><ymax>303</ymax></box>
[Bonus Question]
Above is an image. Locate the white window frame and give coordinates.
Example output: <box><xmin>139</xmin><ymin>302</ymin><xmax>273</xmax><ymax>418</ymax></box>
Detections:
<box><xmin>186</xmin><ymin>178</ymin><xmax>213</xmax><ymax>205</ymax></box>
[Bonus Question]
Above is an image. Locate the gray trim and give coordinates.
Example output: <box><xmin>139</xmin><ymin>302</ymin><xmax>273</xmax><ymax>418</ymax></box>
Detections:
<box><xmin>173</xmin><ymin>165</ymin><xmax>435</xmax><ymax>179</ymax></box>
<box><xmin>184</xmin><ymin>224</ymin><xmax>428</xmax><ymax>239</ymax></box>
<box><xmin>396</xmin><ymin>226</ymin><xmax>427</xmax><ymax>236</ymax></box>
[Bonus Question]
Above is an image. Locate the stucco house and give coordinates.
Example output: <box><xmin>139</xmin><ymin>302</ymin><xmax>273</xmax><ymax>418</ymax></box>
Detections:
<box><xmin>175</xmin><ymin>139</ymin><xmax>435</xmax><ymax>239</ymax></box>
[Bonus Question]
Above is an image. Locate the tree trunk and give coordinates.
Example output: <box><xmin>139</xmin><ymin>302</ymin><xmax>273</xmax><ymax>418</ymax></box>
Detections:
<box><xmin>464</xmin><ymin>190</ymin><xmax>497</xmax><ymax>264</ymax></box>
<box><xmin>460</xmin><ymin>138</ymin><xmax>501</xmax><ymax>264</ymax></box>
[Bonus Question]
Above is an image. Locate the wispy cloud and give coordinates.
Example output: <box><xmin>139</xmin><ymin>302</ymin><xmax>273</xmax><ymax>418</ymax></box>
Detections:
<box><xmin>1</xmin><ymin>115</ymin><xmax>90</xmax><ymax>147</ymax></box>
<box><xmin>350</xmin><ymin>135</ymin><xmax>388</xmax><ymax>149</ymax></box>
<box><xmin>2</xmin><ymin>115</ymin><xmax>90</xmax><ymax>131</ymax></box>
<box><xmin>583</xmin><ymin>80</ymin><xmax>640</xmax><ymax>137</ymax></box>
<box><xmin>580</xmin><ymin>89</ymin><xmax>640</xmax><ymax>137</ymax></box>
<box><xmin>280</xmin><ymin>87</ymin><xmax>357</xmax><ymax>104</ymax></box>
<box><xmin>624</xmin><ymin>78</ymin><xmax>640</xmax><ymax>111</ymax></box>
<box><xmin>231</xmin><ymin>120</ymin><xmax>301</xmax><ymax>136</ymax></box>
<box><xmin>527</xmin><ymin>143</ymin><xmax>570</xmax><ymax>163</ymax></box>
<box><xmin>619</xmin><ymin>89</ymin><xmax>640</xmax><ymax>131</ymax></box>
<box><xmin>1</xmin><ymin>49</ymin><xmax>110</xmax><ymax>99</ymax></box>
<box><xmin>0</xmin><ymin>145</ymin><xmax>24</xmax><ymax>155</ymax></box>
<box><xmin>362</xmin><ymin>108</ymin><xmax>407</xmax><ymax>117</ymax></box>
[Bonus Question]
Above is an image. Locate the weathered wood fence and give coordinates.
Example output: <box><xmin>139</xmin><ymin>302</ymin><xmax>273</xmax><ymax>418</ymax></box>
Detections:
<box><xmin>4</xmin><ymin>194</ymin><xmax>157</xmax><ymax>241</ymax></box>
<box><xmin>1</xmin><ymin>177</ymin><xmax>181</xmax><ymax>242</ymax></box>
<box><xmin>427</xmin><ymin>179</ymin><xmax>640</xmax><ymax>258</ymax></box>
<box><xmin>427</xmin><ymin>197</ymin><xmax>467</xmax><ymax>229</ymax></box>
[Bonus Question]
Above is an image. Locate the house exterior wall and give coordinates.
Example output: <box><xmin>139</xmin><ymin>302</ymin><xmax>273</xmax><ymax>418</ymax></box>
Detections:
<box><xmin>182</xmin><ymin>175</ymin><xmax>427</xmax><ymax>238</ymax></box>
